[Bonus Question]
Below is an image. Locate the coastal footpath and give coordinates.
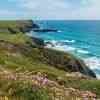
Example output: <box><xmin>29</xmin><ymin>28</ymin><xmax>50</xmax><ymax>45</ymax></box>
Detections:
<box><xmin>0</xmin><ymin>20</ymin><xmax>100</xmax><ymax>99</ymax></box>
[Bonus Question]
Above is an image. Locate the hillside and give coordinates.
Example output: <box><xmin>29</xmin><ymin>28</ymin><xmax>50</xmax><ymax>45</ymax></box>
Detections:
<box><xmin>0</xmin><ymin>20</ymin><xmax>100</xmax><ymax>99</ymax></box>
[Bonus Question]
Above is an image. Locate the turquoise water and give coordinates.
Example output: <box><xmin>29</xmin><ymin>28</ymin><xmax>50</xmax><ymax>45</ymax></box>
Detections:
<box><xmin>29</xmin><ymin>20</ymin><xmax>100</xmax><ymax>78</ymax></box>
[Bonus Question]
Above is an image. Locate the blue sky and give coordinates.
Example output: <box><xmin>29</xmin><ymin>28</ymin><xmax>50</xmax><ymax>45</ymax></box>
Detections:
<box><xmin>0</xmin><ymin>0</ymin><xmax>100</xmax><ymax>20</ymax></box>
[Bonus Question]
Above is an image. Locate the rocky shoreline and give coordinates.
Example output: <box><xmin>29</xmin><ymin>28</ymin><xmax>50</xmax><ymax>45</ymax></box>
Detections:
<box><xmin>28</xmin><ymin>36</ymin><xmax>96</xmax><ymax>78</ymax></box>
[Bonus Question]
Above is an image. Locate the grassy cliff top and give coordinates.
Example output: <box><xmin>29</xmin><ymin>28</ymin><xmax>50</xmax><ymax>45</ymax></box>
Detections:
<box><xmin>0</xmin><ymin>20</ymin><xmax>39</xmax><ymax>33</ymax></box>
<box><xmin>0</xmin><ymin>20</ymin><xmax>33</xmax><ymax>27</ymax></box>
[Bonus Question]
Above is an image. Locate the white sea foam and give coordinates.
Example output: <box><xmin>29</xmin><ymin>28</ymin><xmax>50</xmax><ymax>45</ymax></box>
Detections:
<box><xmin>57</xmin><ymin>30</ymin><xmax>62</xmax><ymax>32</ymax></box>
<box><xmin>55</xmin><ymin>45</ymin><xmax>76</xmax><ymax>51</ymax></box>
<box><xmin>45</xmin><ymin>40</ymin><xmax>76</xmax><ymax>52</ymax></box>
<box><xmin>84</xmin><ymin>57</ymin><xmax>100</xmax><ymax>79</ymax></box>
<box><xmin>45</xmin><ymin>39</ymin><xmax>75</xmax><ymax>44</ymax></box>
<box><xmin>46</xmin><ymin>45</ymin><xmax>76</xmax><ymax>52</ymax></box>
<box><xmin>45</xmin><ymin>39</ymin><xmax>76</xmax><ymax>49</ymax></box>
<box><xmin>64</xmin><ymin>40</ymin><xmax>75</xmax><ymax>43</ymax></box>
<box><xmin>95</xmin><ymin>74</ymin><xmax>100</xmax><ymax>79</ymax></box>
<box><xmin>77</xmin><ymin>49</ymin><xmax>89</xmax><ymax>54</ymax></box>
<box><xmin>84</xmin><ymin>57</ymin><xmax>100</xmax><ymax>69</ymax></box>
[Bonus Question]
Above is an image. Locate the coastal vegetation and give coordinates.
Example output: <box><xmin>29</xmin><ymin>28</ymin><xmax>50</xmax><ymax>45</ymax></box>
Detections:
<box><xmin>0</xmin><ymin>20</ymin><xmax>100</xmax><ymax>99</ymax></box>
<box><xmin>0</xmin><ymin>20</ymin><xmax>39</xmax><ymax>34</ymax></box>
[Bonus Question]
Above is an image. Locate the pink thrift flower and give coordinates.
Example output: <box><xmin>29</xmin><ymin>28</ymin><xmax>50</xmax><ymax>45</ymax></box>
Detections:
<box><xmin>42</xmin><ymin>78</ymin><xmax>48</xmax><ymax>85</ymax></box>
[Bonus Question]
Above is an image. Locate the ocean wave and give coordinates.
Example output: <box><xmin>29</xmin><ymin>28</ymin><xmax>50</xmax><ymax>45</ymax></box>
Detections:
<box><xmin>83</xmin><ymin>57</ymin><xmax>100</xmax><ymax>79</ymax></box>
<box><xmin>45</xmin><ymin>45</ymin><xmax>76</xmax><ymax>52</ymax></box>
<box><xmin>62</xmin><ymin>40</ymin><xmax>75</xmax><ymax>43</ymax></box>
<box><xmin>95</xmin><ymin>74</ymin><xmax>100</xmax><ymax>79</ymax></box>
<box><xmin>45</xmin><ymin>39</ymin><xmax>75</xmax><ymax>47</ymax></box>
<box><xmin>44</xmin><ymin>40</ymin><xmax>93</xmax><ymax>54</ymax></box>
<box><xmin>45</xmin><ymin>40</ymin><xmax>92</xmax><ymax>54</ymax></box>
<box><xmin>77</xmin><ymin>49</ymin><xmax>89</xmax><ymax>54</ymax></box>
<box><xmin>45</xmin><ymin>40</ymin><xmax>76</xmax><ymax>52</ymax></box>
<box><xmin>84</xmin><ymin>57</ymin><xmax>100</xmax><ymax>69</ymax></box>
<box><xmin>45</xmin><ymin>39</ymin><xmax>75</xmax><ymax>43</ymax></box>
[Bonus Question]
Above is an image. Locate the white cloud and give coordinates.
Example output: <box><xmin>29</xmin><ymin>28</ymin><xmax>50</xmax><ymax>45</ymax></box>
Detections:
<box><xmin>17</xmin><ymin>0</ymin><xmax>100</xmax><ymax>19</ymax></box>
<box><xmin>0</xmin><ymin>0</ymin><xmax>100</xmax><ymax>19</ymax></box>
<box><xmin>73</xmin><ymin>0</ymin><xmax>100</xmax><ymax>19</ymax></box>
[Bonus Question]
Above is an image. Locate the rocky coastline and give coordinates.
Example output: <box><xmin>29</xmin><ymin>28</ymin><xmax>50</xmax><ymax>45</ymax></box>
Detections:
<box><xmin>0</xmin><ymin>20</ymin><xmax>100</xmax><ymax>99</ymax></box>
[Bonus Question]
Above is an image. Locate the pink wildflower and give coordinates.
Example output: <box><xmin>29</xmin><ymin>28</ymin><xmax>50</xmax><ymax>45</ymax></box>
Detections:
<box><xmin>42</xmin><ymin>78</ymin><xmax>48</xmax><ymax>85</ymax></box>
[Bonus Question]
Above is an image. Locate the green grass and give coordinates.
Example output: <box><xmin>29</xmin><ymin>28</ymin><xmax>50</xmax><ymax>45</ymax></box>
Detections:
<box><xmin>0</xmin><ymin>31</ymin><xmax>100</xmax><ymax>98</ymax></box>
<box><xmin>0</xmin><ymin>32</ymin><xmax>31</xmax><ymax>44</ymax></box>
<box><xmin>0</xmin><ymin>32</ymin><xmax>67</xmax><ymax>80</ymax></box>
<box><xmin>0</xmin><ymin>44</ymin><xmax>66</xmax><ymax>79</ymax></box>
<box><xmin>0</xmin><ymin>20</ymin><xmax>33</xmax><ymax>27</ymax></box>
<box><xmin>0</xmin><ymin>20</ymin><xmax>34</xmax><ymax>33</ymax></box>
<box><xmin>64</xmin><ymin>79</ymin><xmax>100</xmax><ymax>98</ymax></box>
<box><xmin>0</xmin><ymin>79</ymin><xmax>49</xmax><ymax>100</ymax></box>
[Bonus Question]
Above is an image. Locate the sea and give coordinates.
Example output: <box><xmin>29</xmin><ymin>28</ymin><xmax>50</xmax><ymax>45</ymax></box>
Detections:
<box><xmin>27</xmin><ymin>20</ymin><xmax>100</xmax><ymax>79</ymax></box>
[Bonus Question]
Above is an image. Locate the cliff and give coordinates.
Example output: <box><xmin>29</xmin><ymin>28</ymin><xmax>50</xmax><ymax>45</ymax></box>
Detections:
<box><xmin>0</xmin><ymin>20</ymin><xmax>39</xmax><ymax>33</ymax></box>
<box><xmin>0</xmin><ymin>39</ymin><xmax>99</xmax><ymax>99</ymax></box>
<box><xmin>0</xmin><ymin>21</ymin><xmax>100</xmax><ymax>99</ymax></box>
<box><xmin>0</xmin><ymin>39</ymin><xmax>96</xmax><ymax>78</ymax></box>
<box><xmin>36</xmin><ymin>48</ymin><xmax>96</xmax><ymax>78</ymax></box>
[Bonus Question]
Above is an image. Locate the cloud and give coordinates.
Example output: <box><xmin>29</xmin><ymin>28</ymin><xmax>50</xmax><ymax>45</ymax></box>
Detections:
<box><xmin>0</xmin><ymin>0</ymin><xmax>100</xmax><ymax>19</ymax></box>
<box><xmin>72</xmin><ymin>0</ymin><xmax>100</xmax><ymax>19</ymax></box>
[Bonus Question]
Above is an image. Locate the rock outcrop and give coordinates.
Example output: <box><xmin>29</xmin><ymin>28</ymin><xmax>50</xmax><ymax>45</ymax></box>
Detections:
<box><xmin>39</xmin><ymin>48</ymin><xmax>96</xmax><ymax>78</ymax></box>
<box><xmin>32</xmin><ymin>28</ymin><xmax>58</xmax><ymax>32</ymax></box>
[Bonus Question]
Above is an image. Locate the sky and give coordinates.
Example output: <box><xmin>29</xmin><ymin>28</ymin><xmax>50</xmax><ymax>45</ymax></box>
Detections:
<box><xmin>0</xmin><ymin>0</ymin><xmax>100</xmax><ymax>20</ymax></box>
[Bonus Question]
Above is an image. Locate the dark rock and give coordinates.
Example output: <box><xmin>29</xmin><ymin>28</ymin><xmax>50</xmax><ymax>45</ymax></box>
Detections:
<box><xmin>39</xmin><ymin>48</ymin><xmax>96</xmax><ymax>78</ymax></box>
<box><xmin>32</xmin><ymin>29</ymin><xmax>58</xmax><ymax>32</ymax></box>
<box><xmin>8</xmin><ymin>27</ymin><xmax>17</xmax><ymax>34</ymax></box>
<box><xmin>31</xmin><ymin>37</ymin><xmax>44</xmax><ymax>47</ymax></box>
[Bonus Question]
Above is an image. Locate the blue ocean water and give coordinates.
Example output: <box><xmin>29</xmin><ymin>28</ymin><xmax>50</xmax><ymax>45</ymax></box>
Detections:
<box><xmin>28</xmin><ymin>20</ymin><xmax>100</xmax><ymax>78</ymax></box>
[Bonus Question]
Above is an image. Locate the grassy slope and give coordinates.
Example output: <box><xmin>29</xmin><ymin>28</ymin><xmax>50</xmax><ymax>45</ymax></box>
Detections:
<box><xmin>0</xmin><ymin>32</ymin><xmax>70</xmax><ymax>80</ymax></box>
<box><xmin>0</xmin><ymin>20</ymin><xmax>100</xmax><ymax>99</ymax></box>
<box><xmin>0</xmin><ymin>33</ymin><xmax>100</xmax><ymax>98</ymax></box>
<box><xmin>0</xmin><ymin>33</ymin><xmax>67</xmax><ymax>100</ymax></box>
